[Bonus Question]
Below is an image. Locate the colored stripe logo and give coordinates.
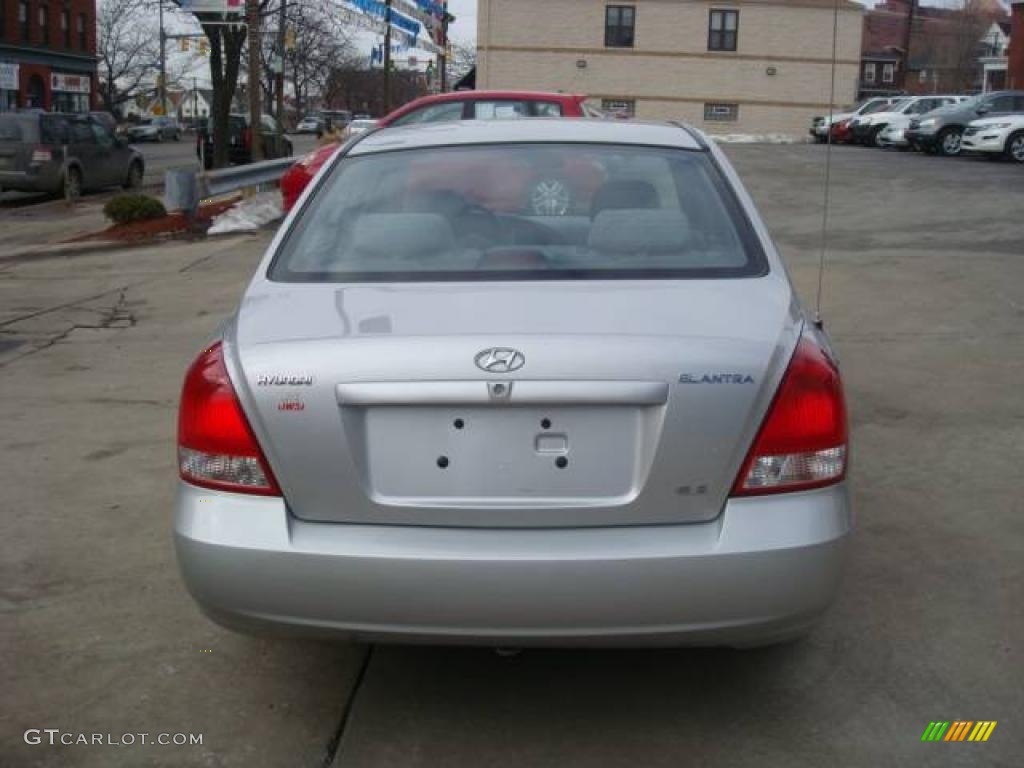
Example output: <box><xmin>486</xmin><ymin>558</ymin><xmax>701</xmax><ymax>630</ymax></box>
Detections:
<box><xmin>921</xmin><ymin>721</ymin><xmax>997</xmax><ymax>742</ymax></box>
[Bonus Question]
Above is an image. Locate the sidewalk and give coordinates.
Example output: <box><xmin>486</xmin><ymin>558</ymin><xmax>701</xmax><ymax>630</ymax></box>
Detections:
<box><xmin>0</xmin><ymin>196</ymin><xmax>111</xmax><ymax>257</ymax></box>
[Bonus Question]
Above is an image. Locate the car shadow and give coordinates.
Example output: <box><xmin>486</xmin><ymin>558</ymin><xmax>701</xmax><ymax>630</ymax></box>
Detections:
<box><xmin>331</xmin><ymin>638</ymin><xmax>862</xmax><ymax>765</ymax></box>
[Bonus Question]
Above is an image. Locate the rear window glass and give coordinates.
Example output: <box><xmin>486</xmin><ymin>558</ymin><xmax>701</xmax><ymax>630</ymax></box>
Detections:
<box><xmin>473</xmin><ymin>101</ymin><xmax>529</xmax><ymax>119</ymax></box>
<box><xmin>0</xmin><ymin>115</ymin><xmax>30</xmax><ymax>141</ymax></box>
<box><xmin>270</xmin><ymin>143</ymin><xmax>766</xmax><ymax>283</ymax></box>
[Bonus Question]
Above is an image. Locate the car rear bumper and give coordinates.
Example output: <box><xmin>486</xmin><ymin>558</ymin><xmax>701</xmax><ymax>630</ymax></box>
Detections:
<box><xmin>0</xmin><ymin>168</ymin><xmax>61</xmax><ymax>193</ymax></box>
<box><xmin>174</xmin><ymin>481</ymin><xmax>852</xmax><ymax>647</ymax></box>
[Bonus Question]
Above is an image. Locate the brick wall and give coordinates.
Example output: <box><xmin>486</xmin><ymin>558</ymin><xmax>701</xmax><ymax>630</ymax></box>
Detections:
<box><xmin>477</xmin><ymin>0</ymin><xmax>864</xmax><ymax>136</ymax></box>
<box><xmin>1010</xmin><ymin>2</ymin><xmax>1024</xmax><ymax>89</ymax></box>
<box><xmin>1</xmin><ymin>0</ymin><xmax>95</xmax><ymax>54</ymax></box>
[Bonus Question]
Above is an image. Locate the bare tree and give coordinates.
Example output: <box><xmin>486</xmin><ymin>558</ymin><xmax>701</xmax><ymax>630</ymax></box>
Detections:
<box><xmin>244</xmin><ymin>0</ymin><xmax>357</xmax><ymax>120</ymax></box>
<box><xmin>912</xmin><ymin>0</ymin><xmax>995</xmax><ymax>92</ymax></box>
<box><xmin>96</xmin><ymin>0</ymin><xmax>160</xmax><ymax>114</ymax></box>
<box><xmin>447</xmin><ymin>40</ymin><xmax>476</xmax><ymax>87</ymax></box>
<box><xmin>202</xmin><ymin>20</ymin><xmax>248</xmax><ymax>168</ymax></box>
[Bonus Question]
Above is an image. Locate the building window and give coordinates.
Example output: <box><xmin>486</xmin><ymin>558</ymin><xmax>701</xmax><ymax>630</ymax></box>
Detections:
<box><xmin>77</xmin><ymin>12</ymin><xmax>86</xmax><ymax>49</ymax></box>
<box><xmin>39</xmin><ymin>4</ymin><xmax>48</xmax><ymax>46</ymax></box>
<box><xmin>0</xmin><ymin>0</ymin><xmax>5</xmax><ymax>38</ymax></box>
<box><xmin>708</xmin><ymin>10</ymin><xmax>738</xmax><ymax>51</ymax></box>
<box><xmin>601</xmin><ymin>98</ymin><xmax>635</xmax><ymax>117</ymax></box>
<box><xmin>605</xmin><ymin>6</ymin><xmax>635</xmax><ymax>48</ymax></box>
<box><xmin>61</xmin><ymin>9</ymin><xmax>69</xmax><ymax>48</ymax></box>
<box><xmin>704</xmin><ymin>102</ymin><xmax>739</xmax><ymax>122</ymax></box>
<box><xmin>864</xmin><ymin>62</ymin><xmax>876</xmax><ymax>84</ymax></box>
<box><xmin>19</xmin><ymin>0</ymin><xmax>29</xmax><ymax>42</ymax></box>
<box><xmin>882</xmin><ymin>63</ymin><xmax>895</xmax><ymax>84</ymax></box>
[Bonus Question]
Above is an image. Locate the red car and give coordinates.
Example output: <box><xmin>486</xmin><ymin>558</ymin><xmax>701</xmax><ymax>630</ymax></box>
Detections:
<box><xmin>280</xmin><ymin>91</ymin><xmax>594</xmax><ymax>212</ymax></box>
<box><xmin>829</xmin><ymin>118</ymin><xmax>854</xmax><ymax>144</ymax></box>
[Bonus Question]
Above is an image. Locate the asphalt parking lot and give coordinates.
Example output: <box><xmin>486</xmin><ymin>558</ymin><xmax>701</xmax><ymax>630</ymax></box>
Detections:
<box><xmin>2</xmin><ymin>144</ymin><xmax>1021</xmax><ymax>767</ymax></box>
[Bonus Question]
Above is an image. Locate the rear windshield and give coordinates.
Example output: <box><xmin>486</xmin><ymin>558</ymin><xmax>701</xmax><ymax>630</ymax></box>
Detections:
<box><xmin>270</xmin><ymin>143</ymin><xmax>766</xmax><ymax>282</ymax></box>
<box><xmin>0</xmin><ymin>115</ymin><xmax>34</xmax><ymax>142</ymax></box>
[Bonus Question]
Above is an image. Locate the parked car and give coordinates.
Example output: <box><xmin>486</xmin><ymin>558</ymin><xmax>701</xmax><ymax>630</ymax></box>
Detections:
<box><xmin>809</xmin><ymin>97</ymin><xmax>900</xmax><ymax>142</ymax></box>
<box><xmin>345</xmin><ymin>118</ymin><xmax>378</xmax><ymax>137</ymax></box>
<box><xmin>175</xmin><ymin>119</ymin><xmax>851</xmax><ymax>648</ymax></box>
<box><xmin>197</xmin><ymin>114</ymin><xmax>292</xmax><ymax>169</ymax></box>
<box><xmin>905</xmin><ymin>91</ymin><xmax>1024</xmax><ymax>156</ymax></box>
<box><xmin>961</xmin><ymin>114</ymin><xmax>1024</xmax><ymax>163</ymax></box>
<box><xmin>295</xmin><ymin>115</ymin><xmax>324</xmax><ymax>134</ymax></box>
<box><xmin>0</xmin><ymin>111</ymin><xmax>144</xmax><ymax>200</ymax></box>
<box><xmin>849</xmin><ymin>95</ymin><xmax>964</xmax><ymax>147</ymax></box>
<box><xmin>90</xmin><ymin>111</ymin><xmax>118</xmax><ymax>134</ymax></box>
<box><xmin>829</xmin><ymin>118</ymin><xmax>854</xmax><ymax>144</ymax></box>
<box><xmin>876</xmin><ymin>115</ymin><xmax>913</xmax><ymax>149</ymax></box>
<box><xmin>280</xmin><ymin>90</ymin><xmax>593</xmax><ymax>211</ymax></box>
<box><xmin>317</xmin><ymin>110</ymin><xmax>353</xmax><ymax>134</ymax></box>
<box><xmin>127</xmin><ymin>116</ymin><xmax>181</xmax><ymax>142</ymax></box>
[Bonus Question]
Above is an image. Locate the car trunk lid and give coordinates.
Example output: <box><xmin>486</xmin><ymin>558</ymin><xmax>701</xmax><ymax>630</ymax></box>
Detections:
<box><xmin>231</xmin><ymin>277</ymin><xmax>799</xmax><ymax>527</ymax></box>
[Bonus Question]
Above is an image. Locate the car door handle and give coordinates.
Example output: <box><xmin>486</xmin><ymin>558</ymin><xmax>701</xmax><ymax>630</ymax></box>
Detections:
<box><xmin>336</xmin><ymin>380</ymin><xmax>669</xmax><ymax>406</ymax></box>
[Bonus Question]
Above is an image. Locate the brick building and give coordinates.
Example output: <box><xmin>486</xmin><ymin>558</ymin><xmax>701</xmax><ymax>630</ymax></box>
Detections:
<box><xmin>476</xmin><ymin>0</ymin><xmax>864</xmax><ymax>136</ymax></box>
<box><xmin>858</xmin><ymin>0</ymin><xmax>1010</xmax><ymax>97</ymax></box>
<box><xmin>0</xmin><ymin>0</ymin><xmax>97</xmax><ymax>112</ymax></box>
<box><xmin>1011</xmin><ymin>0</ymin><xmax>1024</xmax><ymax>89</ymax></box>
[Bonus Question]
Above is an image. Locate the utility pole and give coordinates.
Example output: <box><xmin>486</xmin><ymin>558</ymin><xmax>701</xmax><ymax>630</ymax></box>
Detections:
<box><xmin>901</xmin><ymin>0</ymin><xmax>916</xmax><ymax>91</ymax></box>
<box><xmin>276</xmin><ymin>0</ymin><xmax>286</xmax><ymax>136</ymax></box>
<box><xmin>158</xmin><ymin>0</ymin><xmax>167</xmax><ymax>115</ymax></box>
<box><xmin>383</xmin><ymin>0</ymin><xmax>392</xmax><ymax>113</ymax></box>
<box><xmin>247</xmin><ymin>0</ymin><xmax>263</xmax><ymax>160</ymax></box>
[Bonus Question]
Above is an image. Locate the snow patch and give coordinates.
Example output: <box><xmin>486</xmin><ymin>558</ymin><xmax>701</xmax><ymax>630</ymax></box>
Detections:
<box><xmin>709</xmin><ymin>134</ymin><xmax>810</xmax><ymax>145</ymax></box>
<box><xmin>207</xmin><ymin>192</ymin><xmax>283</xmax><ymax>235</ymax></box>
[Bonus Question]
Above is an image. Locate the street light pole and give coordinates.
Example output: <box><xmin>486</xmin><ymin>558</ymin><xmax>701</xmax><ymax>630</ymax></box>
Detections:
<box><xmin>158</xmin><ymin>0</ymin><xmax>167</xmax><ymax>115</ymax></box>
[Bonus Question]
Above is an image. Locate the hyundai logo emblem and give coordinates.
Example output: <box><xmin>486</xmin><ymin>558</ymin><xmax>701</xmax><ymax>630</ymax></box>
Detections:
<box><xmin>474</xmin><ymin>347</ymin><xmax>525</xmax><ymax>373</ymax></box>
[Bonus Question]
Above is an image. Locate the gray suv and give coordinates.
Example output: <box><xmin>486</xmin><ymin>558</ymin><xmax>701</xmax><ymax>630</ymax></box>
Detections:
<box><xmin>905</xmin><ymin>91</ymin><xmax>1024</xmax><ymax>156</ymax></box>
<box><xmin>0</xmin><ymin>112</ymin><xmax>144</xmax><ymax>200</ymax></box>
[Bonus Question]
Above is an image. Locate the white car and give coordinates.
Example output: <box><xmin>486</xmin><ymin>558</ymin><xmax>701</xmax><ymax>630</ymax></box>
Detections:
<box><xmin>876</xmin><ymin>115</ymin><xmax>912</xmax><ymax>149</ymax></box>
<box><xmin>850</xmin><ymin>95</ymin><xmax>964</xmax><ymax>147</ymax></box>
<box><xmin>961</xmin><ymin>114</ymin><xmax>1024</xmax><ymax>163</ymax></box>
<box><xmin>295</xmin><ymin>116</ymin><xmax>325</xmax><ymax>134</ymax></box>
<box><xmin>809</xmin><ymin>97</ymin><xmax>899</xmax><ymax>142</ymax></box>
<box><xmin>345</xmin><ymin>118</ymin><xmax>378</xmax><ymax>136</ymax></box>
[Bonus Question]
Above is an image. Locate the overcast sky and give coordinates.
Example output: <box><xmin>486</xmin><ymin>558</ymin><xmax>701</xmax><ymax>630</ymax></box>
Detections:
<box><xmin>446</xmin><ymin>0</ymin><xmax>479</xmax><ymax>44</ymax></box>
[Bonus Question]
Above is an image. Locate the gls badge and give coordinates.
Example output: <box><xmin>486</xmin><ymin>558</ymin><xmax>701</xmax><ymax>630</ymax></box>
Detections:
<box><xmin>679</xmin><ymin>373</ymin><xmax>755</xmax><ymax>384</ymax></box>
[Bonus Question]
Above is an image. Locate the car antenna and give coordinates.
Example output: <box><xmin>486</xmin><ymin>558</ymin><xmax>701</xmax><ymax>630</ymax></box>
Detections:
<box><xmin>815</xmin><ymin>0</ymin><xmax>841</xmax><ymax>330</ymax></box>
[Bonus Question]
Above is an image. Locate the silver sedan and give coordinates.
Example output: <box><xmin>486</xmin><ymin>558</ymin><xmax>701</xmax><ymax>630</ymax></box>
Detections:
<box><xmin>174</xmin><ymin>119</ymin><xmax>851</xmax><ymax>647</ymax></box>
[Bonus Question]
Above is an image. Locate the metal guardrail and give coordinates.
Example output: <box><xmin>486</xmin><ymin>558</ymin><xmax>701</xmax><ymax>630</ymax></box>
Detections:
<box><xmin>164</xmin><ymin>156</ymin><xmax>295</xmax><ymax>215</ymax></box>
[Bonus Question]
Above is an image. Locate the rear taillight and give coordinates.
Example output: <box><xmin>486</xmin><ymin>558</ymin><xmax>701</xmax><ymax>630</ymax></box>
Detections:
<box><xmin>242</xmin><ymin>127</ymin><xmax>252</xmax><ymax>150</ymax></box>
<box><xmin>31</xmin><ymin>147</ymin><xmax>53</xmax><ymax>163</ymax></box>
<box><xmin>731</xmin><ymin>336</ymin><xmax>848</xmax><ymax>496</ymax></box>
<box><xmin>177</xmin><ymin>341</ymin><xmax>281</xmax><ymax>496</ymax></box>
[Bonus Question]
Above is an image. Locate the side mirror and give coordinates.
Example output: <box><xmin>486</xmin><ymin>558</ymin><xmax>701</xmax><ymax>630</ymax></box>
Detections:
<box><xmin>976</xmin><ymin>105</ymin><xmax>989</xmax><ymax>116</ymax></box>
